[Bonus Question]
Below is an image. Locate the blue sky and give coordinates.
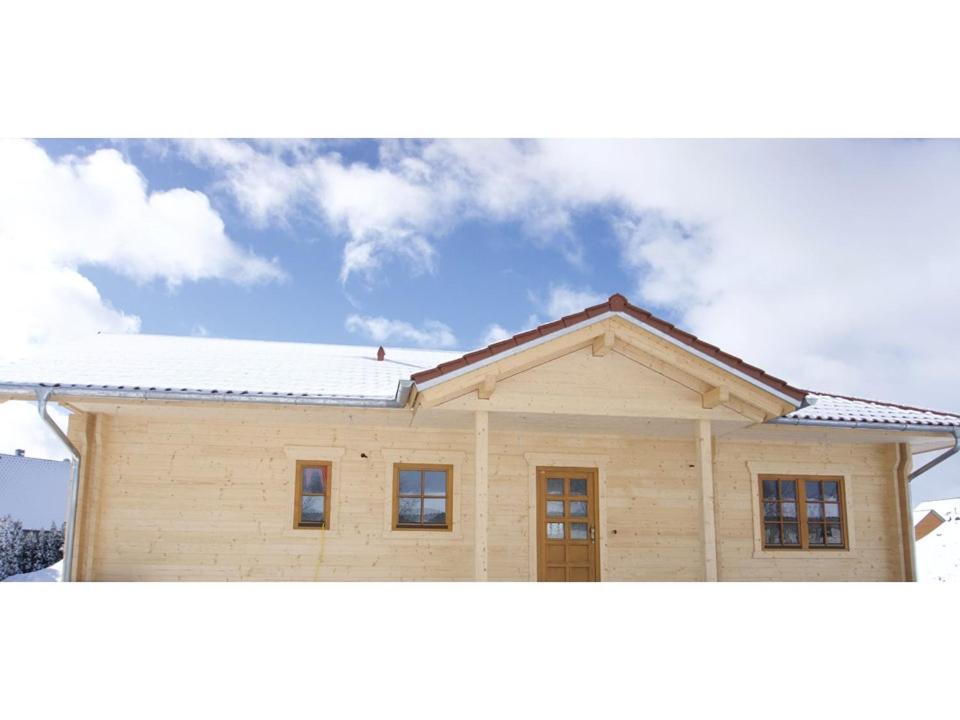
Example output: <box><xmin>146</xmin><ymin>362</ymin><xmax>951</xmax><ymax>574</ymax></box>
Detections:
<box><xmin>39</xmin><ymin>139</ymin><xmax>647</xmax><ymax>348</ymax></box>
<box><xmin>2</xmin><ymin>138</ymin><xmax>960</xmax><ymax>502</ymax></box>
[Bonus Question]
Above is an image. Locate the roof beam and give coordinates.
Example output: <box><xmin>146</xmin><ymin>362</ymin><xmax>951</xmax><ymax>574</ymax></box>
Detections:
<box><xmin>702</xmin><ymin>386</ymin><xmax>730</xmax><ymax>409</ymax></box>
<box><xmin>477</xmin><ymin>375</ymin><xmax>497</xmax><ymax>400</ymax></box>
<box><xmin>592</xmin><ymin>329</ymin><xmax>615</xmax><ymax>357</ymax></box>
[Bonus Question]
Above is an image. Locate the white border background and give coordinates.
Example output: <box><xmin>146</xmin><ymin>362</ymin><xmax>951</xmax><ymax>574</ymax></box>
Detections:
<box><xmin>3</xmin><ymin>1</ymin><xmax>960</xmax><ymax>716</ymax></box>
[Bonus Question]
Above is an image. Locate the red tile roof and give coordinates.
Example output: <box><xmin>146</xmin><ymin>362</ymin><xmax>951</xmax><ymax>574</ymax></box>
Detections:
<box><xmin>409</xmin><ymin>293</ymin><xmax>809</xmax><ymax>402</ymax></box>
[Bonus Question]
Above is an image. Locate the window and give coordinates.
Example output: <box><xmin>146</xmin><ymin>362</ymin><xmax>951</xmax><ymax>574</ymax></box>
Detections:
<box><xmin>294</xmin><ymin>461</ymin><xmax>331</xmax><ymax>529</ymax></box>
<box><xmin>760</xmin><ymin>475</ymin><xmax>846</xmax><ymax>549</ymax></box>
<box><xmin>393</xmin><ymin>464</ymin><xmax>452</xmax><ymax>530</ymax></box>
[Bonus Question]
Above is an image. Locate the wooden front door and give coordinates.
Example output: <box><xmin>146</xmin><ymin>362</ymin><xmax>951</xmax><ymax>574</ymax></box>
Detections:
<box><xmin>536</xmin><ymin>467</ymin><xmax>600</xmax><ymax>581</ymax></box>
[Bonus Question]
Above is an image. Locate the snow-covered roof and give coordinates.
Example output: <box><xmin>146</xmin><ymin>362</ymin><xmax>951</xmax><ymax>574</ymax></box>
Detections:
<box><xmin>0</xmin><ymin>333</ymin><xmax>461</xmax><ymax>404</ymax></box>
<box><xmin>0</xmin><ymin>330</ymin><xmax>958</xmax><ymax>429</ymax></box>
<box><xmin>784</xmin><ymin>394</ymin><xmax>960</xmax><ymax>428</ymax></box>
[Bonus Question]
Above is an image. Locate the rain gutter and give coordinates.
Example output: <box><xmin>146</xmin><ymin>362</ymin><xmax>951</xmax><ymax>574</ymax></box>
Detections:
<box><xmin>768</xmin><ymin>416</ymin><xmax>960</xmax><ymax>481</ymax></box>
<box><xmin>0</xmin><ymin>381</ymin><xmax>413</xmax><ymax>409</ymax></box>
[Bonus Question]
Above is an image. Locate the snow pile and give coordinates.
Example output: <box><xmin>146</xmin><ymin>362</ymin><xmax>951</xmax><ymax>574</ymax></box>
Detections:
<box><xmin>1</xmin><ymin>559</ymin><xmax>62</xmax><ymax>582</ymax></box>
<box><xmin>915</xmin><ymin>498</ymin><xmax>960</xmax><ymax>582</ymax></box>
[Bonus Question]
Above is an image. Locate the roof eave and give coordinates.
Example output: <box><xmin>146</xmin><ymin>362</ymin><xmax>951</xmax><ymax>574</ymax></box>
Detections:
<box><xmin>0</xmin><ymin>383</ymin><xmax>407</xmax><ymax>409</ymax></box>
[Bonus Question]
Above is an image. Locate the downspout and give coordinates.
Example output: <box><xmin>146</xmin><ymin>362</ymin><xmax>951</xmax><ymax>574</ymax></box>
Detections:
<box><xmin>35</xmin><ymin>389</ymin><xmax>81</xmax><ymax>582</ymax></box>
<box><xmin>895</xmin><ymin>443</ymin><xmax>917</xmax><ymax>581</ymax></box>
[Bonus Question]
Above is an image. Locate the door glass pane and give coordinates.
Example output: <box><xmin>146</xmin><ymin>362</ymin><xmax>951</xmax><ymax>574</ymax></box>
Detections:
<box><xmin>546</xmin><ymin>522</ymin><xmax>564</xmax><ymax>539</ymax></box>
<box><xmin>806</xmin><ymin>481</ymin><xmax>822</xmax><ymax>501</ymax></box>
<box><xmin>823</xmin><ymin>481</ymin><xmax>839</xmax><ymax>501</ymax></box>
<box><xmin>546</xmin><ymin>500</ymin><xmax>564</xmax><ymax>517</ymax></box>
<box><xmin>782</xmin><ymin>523</ymin><xmax>800</xmax><ymax>545</ymax></box>
<box><xmin>569</xmin><ymin>479</ymin><xmax>587</xmax><ymax>496</ymax></box>
<box><xmin>826</xmin><ymin>524</ymin><xmax>843</xmax><ymax>545</ymax></box>
<box><xmin>825</xmin><ymin>503</ymin><xmax>840</xmax><ymax>519</ymax></box>
<box><xmin>301</xmin><ymin>495</ymin><xmax>325</xmax><ymax>523</ymax></box>
<box><xmin>780</xmin><ymin>481</ymin><xmax>797</xmax><ymax>500</ymax></box>
<box><xmin>570</xmin><ymin>523</ymin><xmax>588</xmax><ymax>539</ymax></box>
<box><xmin>398</xmin><ymin>470</ymin><xmax>421</xmax><ymax>495</ymax></box>
<box><xmin>762</xmin><ymin>480</ymin><xmax>778</xmax><ymax>500</ymax></box>
<box><xmin>423</xmin><ymin>470</ymin><xmax>447</xmax><ymax>496</ymax></box>
<box><xmin>807</xmin><ymin>503</ymin><xmax>823</xmax><ymax>519</ymax></box>
<box><xmin>569</xmin><ymin>501</ymin><xmax>587</xmax><ymax>517</ymax></box>
<box><xmin>547</xmin><ymin>479</ymin><xmax>563</xmax><ymax>495</ymax></box>
<box><xmin>781</xmin><ymin>502</ymin><xmax>797</xmax><ymax>519</ymax></box>
<box><xmin>764</xmin><ymin>523</ymin><xmax>781</xmax><ymax>545</ymax></box>
<box><xmin>397</xmin><ymin>497</ymin><xmax>421</xmax><ymax>524</ymax></box>
<box><xmin>422</xmin><ymin>498</ymin><xmax>446</xmax><ymax>525</ymax></box>
<box><xmin>302</xmin><ymin>467</ymin><xmax>326</xmax><ymax>494</ymax></box>
<box><xmin>808</xmin><ymin>524</ymin><xmax>825</xmax><ymax>545</ymax></box>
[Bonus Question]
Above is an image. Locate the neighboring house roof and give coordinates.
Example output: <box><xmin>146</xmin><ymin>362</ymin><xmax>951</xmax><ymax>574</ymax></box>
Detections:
<box><xmin>915</xmin><ymin>497</ymin><xmax>960</xmax><ymax>582</ymax></box>
<box><xmin>914</xmin><ymin>508</ymin><xmax>945</xmax><ymax>525</ymax></box>
<box><xmin>915</xmin><ymin>498</ymin><xmax>960</xmax><ymax>522</ymax></box>
<box><xmin>0</xmin><ymin>453</ymin><xmax>70</xmax><ymax>529</ymax></box>
<box><xmin>0</xmin><ymin>293</ymin><xmax>958</xmax><ymax>429</ymax></box>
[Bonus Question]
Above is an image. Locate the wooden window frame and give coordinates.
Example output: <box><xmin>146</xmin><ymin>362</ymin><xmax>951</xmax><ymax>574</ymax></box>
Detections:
<box><xmin>294</xmin><ymin>460</ymin><xmax>332</xmax><ymax>530</ymax></box>
<box><xmin>758</xmin><ymin>474</ymin><xmax>848</xmax><ymax>550</ymax></box>
<box><xmin>392</xmin><ymin>463</ymin><xmax>454</xmax><ymax>531</ymax></box>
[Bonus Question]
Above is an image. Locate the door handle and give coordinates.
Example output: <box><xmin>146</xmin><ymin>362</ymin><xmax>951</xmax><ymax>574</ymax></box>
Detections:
<box><xmin>590</xmin><ymin>526</ymin><xmax>596</xmax><ymax>543</ymax></box>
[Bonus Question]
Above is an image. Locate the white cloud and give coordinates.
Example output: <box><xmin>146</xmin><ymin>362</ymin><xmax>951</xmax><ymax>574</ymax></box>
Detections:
<box><xmin>176</xmin><ymin>139</ymin><xmax>599</xmax><ymax>282</ymax></box>
<box><xmin>0</xmin><ymin>139</ymin><xmax>285</xmax><ymax>460</ymax></box>
<box><xmin>0</xmin><ymin>403</ymin><xmax>71</xmax><ymax>464</ymax></box>
<box><xmin>1</xmin><ymin>140</ymin><xmax>284</xmax><ymax>289</ymax></box>
<box><xmin>539</xmin><ymin>284</ymin><xmax>607</xmax><ymax>318</ymax></box>
<box><xmin>345</xmin><ymin>315</ymin><xmax>458</xmax><ymax>348</ymax></box>
<box><xmin>481</xmin><ymin>323</ymin><xmax>513</xmax><ymax>346</ymax></box>
<box><xmin>178</xmin><ymin>140</ymin><xmax>442</xmax><ymax>282</ymax></box>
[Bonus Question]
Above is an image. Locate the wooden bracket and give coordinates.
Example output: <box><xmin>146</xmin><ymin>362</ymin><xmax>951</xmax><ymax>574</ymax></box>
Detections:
<box><xmin>702</xmin><ymin>386</ymin><xmax>730</xmax><ymax>409</ymax></box>
<box><xmin>592</xmin><ymin>329</ymin><xmax>615</xmax><ymax>357</ymax></box>
<box><xmin>477</xmin><ymin>375</ymin><xmax>497</xmax><ymax>400</ymax></box>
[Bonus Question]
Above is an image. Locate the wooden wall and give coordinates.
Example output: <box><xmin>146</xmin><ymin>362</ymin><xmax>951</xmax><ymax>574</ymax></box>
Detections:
<box><xmin>714</xmin><ymin>441</ymin><xmax>903</xmax><ymax>581</ymax></box>
<box><xmin>67</xmin><ymin>406</ymin><xmax>905</xmax><ymax>581</ymax></box>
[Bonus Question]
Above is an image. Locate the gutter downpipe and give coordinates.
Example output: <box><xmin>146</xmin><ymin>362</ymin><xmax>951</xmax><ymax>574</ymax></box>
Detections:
<box><xmin>35</xmin><ymin>389</ymin><xmax>81</xmax><ymax>583</ymax></box>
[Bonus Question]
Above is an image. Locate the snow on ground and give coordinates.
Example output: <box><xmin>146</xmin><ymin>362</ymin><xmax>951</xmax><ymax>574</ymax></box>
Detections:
<box><xmin>915</xmin><ymin>499</ymin><xmax>960</xmax><ymax>582</ymax></box>
<box><xmin>1</xmin><ymin>559</ymin><xmax>62</xmax><ymax>582</ymax></box>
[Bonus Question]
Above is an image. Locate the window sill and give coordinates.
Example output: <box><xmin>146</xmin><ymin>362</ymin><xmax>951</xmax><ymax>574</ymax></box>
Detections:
<box><xmin>752</xmin><ymin>548</ymin><xmax>857</xmax><ymax>560</ymax></box>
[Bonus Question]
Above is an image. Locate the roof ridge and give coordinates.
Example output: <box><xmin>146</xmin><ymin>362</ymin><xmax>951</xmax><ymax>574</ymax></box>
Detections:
<box><xmin>88</xmin><ymin>332</ymin><xmax>465</xmax><ymax>356</ymax></box>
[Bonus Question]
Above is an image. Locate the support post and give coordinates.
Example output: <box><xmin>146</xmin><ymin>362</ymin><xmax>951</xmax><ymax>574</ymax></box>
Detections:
<box><xmin>697</xmin><ymin>419</ymin><xmax>718</xmax><ymax>581</ymax></box>
<box><xmin>474</xmin><ymin>409</ymin><xmax>489</xmax><ymax>580</ymax></box>
<box><xmin>895</xmin><ymin>443</ymin><xmax>917</xmax><ymax>581</ymax></box>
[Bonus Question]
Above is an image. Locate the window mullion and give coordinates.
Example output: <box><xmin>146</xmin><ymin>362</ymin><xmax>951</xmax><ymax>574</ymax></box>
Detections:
<box><xmin>798</xmin><ymin>479</ymin><xmax>808</xmax><ymax>550</ymax></box>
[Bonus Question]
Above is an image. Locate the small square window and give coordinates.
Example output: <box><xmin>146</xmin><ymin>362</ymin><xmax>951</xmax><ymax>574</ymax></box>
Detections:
<box><xmin>393</xmin><ymin>464</ymin><xmax>453</xmax><ymax>530</ymax></box>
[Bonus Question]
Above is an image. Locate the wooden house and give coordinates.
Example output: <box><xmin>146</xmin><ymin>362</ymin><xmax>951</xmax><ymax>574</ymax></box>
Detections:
<box><xmin>1</xmin><ymin>294</ymin><xmax>958</xmax><ymax>581</ymax></box>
